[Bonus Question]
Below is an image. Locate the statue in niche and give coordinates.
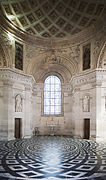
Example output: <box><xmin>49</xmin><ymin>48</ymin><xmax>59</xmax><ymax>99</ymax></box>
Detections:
<box><xmin>83</xmin><ymin>43</ymin><xmax>91</xmax><ymax>71</ymax></box>
<box><xmin>15</xmin><ymin>94</ymin><xmax>22</xmax><ymax>112</ymax></box>
<box><xmin>83</xmin><ymin>95</ymin><xmax>90</xmax><ymax>112</ymax></box>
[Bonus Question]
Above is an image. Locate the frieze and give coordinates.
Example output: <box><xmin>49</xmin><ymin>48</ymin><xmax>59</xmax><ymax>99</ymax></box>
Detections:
<box><xmin>33</xmin><ymin>83</ymin><xmax>44</xmax><ymax>92</ymax></box>
<box><xmin>91</xmin><ymin>82</ymin><xmax>102</xmax><ymax>88</ymax></box>
<box><xmin>24</xmin><ymin>84</ymin><xmax>32</xmax><ymax>91</ymax></box>
<box><xmin>62</xmin><ymin>84</ymin><xmax>72</xmax><ymax>92</ymax></box>
<box><xmin>74</xmin><ymin>87</ymin><xmax>81</xmax><ymax>92</ymax></box>
<box><xmin>0</xmin><ymin>68</ymin><xmax>35</xmax><ymax>85</ymax></box>
<box><xmin>3</xmin><ymin>79</ymin><xmax>14</xmax><ymax>86</ymax></box>
<box><xmin>70</xmin><ymin>69</ymin><xmax>106</xmax><ymax>88</ymax></box>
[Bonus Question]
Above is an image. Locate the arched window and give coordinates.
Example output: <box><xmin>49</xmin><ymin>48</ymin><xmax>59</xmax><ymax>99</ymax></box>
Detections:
<box><xmin>44</xmin><ymin>75</ymin><xmax>61</xmax><ymax>115</ymax></box>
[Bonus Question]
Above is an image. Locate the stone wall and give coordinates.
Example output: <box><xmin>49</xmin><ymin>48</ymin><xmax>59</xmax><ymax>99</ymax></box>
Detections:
<box><xmin>0</xmin><ymin>18</ymin><xmax>105</xmax><ymax>140</ymax></box>
<box><xmin>0</xmin><ymin>68</ymin><xmax>34</xmax><ymax>140</ymax></box>
<box><xmin>1</xmin><ymin>68</ymin><xmax>106</xmax><ymax>140</ymax></box>
<box><xmin>71</xmin><ymin>69</ymin><xmax>106</xmax><ymax>139</ymax></box>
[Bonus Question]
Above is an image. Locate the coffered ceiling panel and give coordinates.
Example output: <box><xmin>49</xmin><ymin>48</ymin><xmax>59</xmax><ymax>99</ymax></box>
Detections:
<box><xmin>0</xmin><ymin>0</ymin><xmax>106</xmax><ymax>38</ymax></box>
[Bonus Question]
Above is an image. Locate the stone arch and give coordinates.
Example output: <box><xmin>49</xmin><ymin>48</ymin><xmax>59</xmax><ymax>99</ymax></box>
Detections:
<box><xmin>42</xmin><ymin>71</ymin><xmax>64</xmax><ymax>84</ymax></box>
<box><xmin>25</xmin><ymin>52</ymin><xmax>78</xmax><ymax>83</ymax></box>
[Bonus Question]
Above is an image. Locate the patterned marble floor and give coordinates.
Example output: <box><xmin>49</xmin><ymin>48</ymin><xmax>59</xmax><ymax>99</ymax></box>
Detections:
<box><xmin>0</xmin><ymin>136</ymin><xmax>106</xmax><ymax>180</ymax></box>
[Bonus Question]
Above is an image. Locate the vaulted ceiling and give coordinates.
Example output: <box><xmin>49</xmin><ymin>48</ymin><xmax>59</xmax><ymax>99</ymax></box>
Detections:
<box><xmin>0</xmin><ymin>0</ymin><xmax>106</xmax><ymax>38</ymax></box>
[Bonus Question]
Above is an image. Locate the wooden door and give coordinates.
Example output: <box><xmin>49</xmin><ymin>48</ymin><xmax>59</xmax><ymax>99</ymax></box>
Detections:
<box><xmin>84</xmin><ymin>118</ymin><xmax>90</xmax><ymax>139</ymax></box>
<box><xmin>15</xmin><ymin>118</ymin><xmax>21</xmax><ymax>138</ymax></box>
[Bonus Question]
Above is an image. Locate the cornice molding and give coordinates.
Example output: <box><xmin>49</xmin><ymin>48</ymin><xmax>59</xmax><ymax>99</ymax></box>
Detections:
<box><xmin>0</xmin><ymin>68</ymin><xmax>35</xmax><ymax>84</ymax></box>
<box><xmin>70</xmin><ymin>69</ymin><xmax>106</xmax><ymax>88</ymax></box>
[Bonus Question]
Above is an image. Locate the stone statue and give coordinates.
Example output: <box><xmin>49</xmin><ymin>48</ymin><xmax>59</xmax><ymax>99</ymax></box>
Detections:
<box><xmin>15</xmin><ymin>94</ymin><xmax>22</xmax><ymax>112</ymax></box>
<box><xmin>83</xmin><ymin>95</ymin><xmax>90</xmax><ymax>112</ymax></box>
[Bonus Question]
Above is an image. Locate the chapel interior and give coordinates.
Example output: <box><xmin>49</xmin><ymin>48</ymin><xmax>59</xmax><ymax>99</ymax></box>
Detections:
<box><xmin>0</xmin><ymin>0</ymin><xmax>106</xmax><ymax>179</ymax></box>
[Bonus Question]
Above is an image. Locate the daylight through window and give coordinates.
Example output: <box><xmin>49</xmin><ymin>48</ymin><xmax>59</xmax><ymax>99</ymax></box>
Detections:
<box><xmin>44</xmin><ymin>75</ymin><xmax>61</xmax><ymax>115</ymax></box>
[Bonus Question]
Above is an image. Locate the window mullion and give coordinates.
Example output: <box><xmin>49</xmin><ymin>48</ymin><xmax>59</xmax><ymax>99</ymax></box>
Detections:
<box><xmin>44</xmin><ymin>75</ymin><xmax>61</xmax><ymax>115</ymax></box>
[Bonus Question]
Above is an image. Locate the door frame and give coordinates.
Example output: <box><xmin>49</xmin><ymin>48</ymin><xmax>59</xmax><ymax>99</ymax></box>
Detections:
<box><xmin>14</xmin><ymin>118</ymin><xmax>22</xmax><ymax>139</ymax></box>
<box><xmin>84</xmin><ymin>118</ymin><xmax>90</xmax><ymax>139</ymax></box>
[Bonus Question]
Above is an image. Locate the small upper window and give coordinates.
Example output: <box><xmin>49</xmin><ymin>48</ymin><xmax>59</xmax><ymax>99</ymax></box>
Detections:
<box><xmin>44</xmin><ymin>75</ymin><xmax>61</xmax><ymax>115</ymax></box>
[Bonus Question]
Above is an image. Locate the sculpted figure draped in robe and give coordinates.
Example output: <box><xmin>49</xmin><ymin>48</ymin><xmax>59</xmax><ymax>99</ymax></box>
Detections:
<box><xmin>83</xmin><ymin>95</ymin><xmax>90</xmax><ymax>112</ymax></box>
<box><xmin>15</xmin><ymin>94</ymin><xmax>22</xmax><ymax>112</ymax></box>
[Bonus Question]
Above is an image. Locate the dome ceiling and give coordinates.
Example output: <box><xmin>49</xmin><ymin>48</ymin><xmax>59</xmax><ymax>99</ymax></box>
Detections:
<box><xmin>0</xmin><ymin>0</ymin><xmax>106</xmax><ymax>38</ymax></box>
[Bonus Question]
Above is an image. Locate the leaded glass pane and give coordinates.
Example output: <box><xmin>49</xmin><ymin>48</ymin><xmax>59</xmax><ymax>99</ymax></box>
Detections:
<box><xmin>44</xmin><ymin>99</ymin><xmax>50</xmax><ymax>106</ymax></box>
<box><xmin>51</xmin><ymin>77</ymin><xmax>54</xmax><ymax>84</ymax></box>
<box><xmin>55</xmin><ymin>106</ymin><xmax>61</xmax><ymax>114</ymax></box>
<box><xmin>44</xmin><ymin>75</ymin><xmax>61</xmax><ymax>115</ymax></box>
<box><xmin>44</xmin><ymin>84</ymin><xmax>50</xmax><ymax>91</ymax></box>
<box><xmin>55</xmin><ymin>99</ymin><xmax>61</xmax><ymax>105</ymax></box>
<box><xmin>45</xmin><ymin>77</ymin><xmax>51</xmax><ymax>84</ymax></box>
<box><xmin>55</xmin><ymin>77</ymin><xmax>59</xmax><ymax>84</ymax></box>
<box><xmin>51</xmin><ymin>106</ymin><xmax>54</xmax><ymax>114</ymax></box>
<box><xmin>55</xmin><ymin>84</ymin><xmax>61</xmax><ymax>91</ymax></box>
<box><xmin>51</xmin><ymin>92</ymin><xmax>55</xmax><ymax>98</ymax></box>
<box><xmin>44</xmin><ymin>92</ymin><xmax>50</xmax><ymax>98</ymax></box>
<box><xmin>51</xmin><ymin>99</ymin><xmax>55</xmax><ymax>105</ymax></box>
<box><xmin>44</xmin><ymin>106</ymin><xmax>50</xmax><ymax>114</ymax></box>
<box><xmin>55</xmin><ymin>92</ymin><xmax>61</xmax><ymax>98</ymax></box>
<box><xmin>51</xmin><ymin>85</ymin><xmax>55</xmax><ymax>91</ymax></box>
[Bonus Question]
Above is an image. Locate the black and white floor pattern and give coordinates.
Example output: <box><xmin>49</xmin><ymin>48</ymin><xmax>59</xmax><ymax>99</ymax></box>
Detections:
<box><xmin>0</xmin><ymin>136</ymin><xmax>106</xmax><ymax>180</ymax></box>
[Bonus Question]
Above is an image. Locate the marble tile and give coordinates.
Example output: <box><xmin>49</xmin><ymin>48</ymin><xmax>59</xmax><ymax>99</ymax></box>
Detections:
<box><xmin>0</xmin><ymin>136</ymin><xmax>106</xmax><ymax>179</ymax></box>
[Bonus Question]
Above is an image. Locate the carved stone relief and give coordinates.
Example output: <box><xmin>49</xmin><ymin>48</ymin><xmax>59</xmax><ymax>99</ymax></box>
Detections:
<box><xmin>25</xmin><ymin>44</ymin><xmax>46</xmax><ymax>61</ymax></box>
<box><xmin>93</xmin><ymin>31</ymin><xmax>105</xmax><ymax>68</ymax></box>
<box><xmin>69</xmin><ymin>45</ymin><xmax>80</xmax><ymax>64</ymax></box>
<box><xmin>0</xmin><ymin>46</ymin><xmax>7</xmax><ymax>67</ymax></box>
<box><xmin>0</xmin><ymin>28</ymin><xmax>13</xmax><ymax>68</ymax></box>
<box><xmin>97</xmin><ymin>43</ymin><xmax>106</xmax><ymax>68</ymax></box>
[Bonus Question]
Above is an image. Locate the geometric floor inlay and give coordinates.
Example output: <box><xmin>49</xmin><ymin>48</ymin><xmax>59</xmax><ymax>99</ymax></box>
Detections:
<box><xmin>0</xmin><ymin>136</ymin><xmax>106</xmax><ymax>179</ymax></box>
